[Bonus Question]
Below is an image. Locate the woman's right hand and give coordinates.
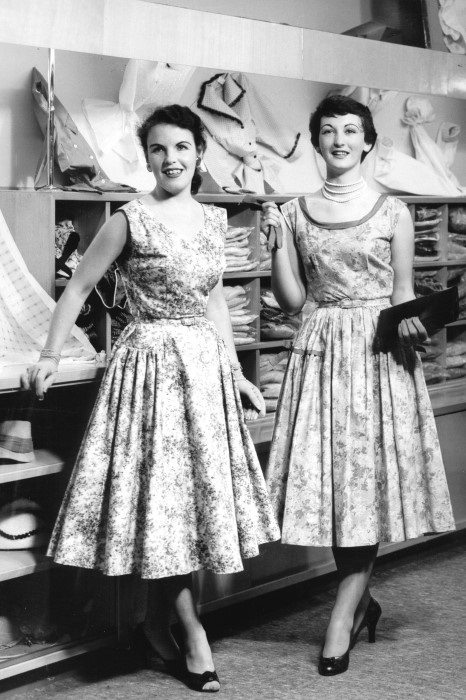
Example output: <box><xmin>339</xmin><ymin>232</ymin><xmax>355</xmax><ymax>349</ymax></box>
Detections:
<box><xmin>260</xmin><ymin>201</ymin><xmax>281</xmax><ymax>234</ymax></box>
<box><xmin>260</xmin><ymin>202</ymin><xmax>283</xmax><ymax>251</ymax></box>
<box><xmin>21</xmin><ymin>360</ymin><xmax>58</xmax><ymax>401</ymax></box>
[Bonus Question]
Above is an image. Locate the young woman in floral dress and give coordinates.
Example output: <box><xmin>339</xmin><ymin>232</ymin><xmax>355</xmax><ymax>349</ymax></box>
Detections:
<box><xmin>24</xmin><ymin>104</ymin><xmax>279</xmax><ymax>693</ymax></box>
<box><xmin>261</xmin><ymin>95</ymin><xmax>455</xmax><ymax>676</ymax></box>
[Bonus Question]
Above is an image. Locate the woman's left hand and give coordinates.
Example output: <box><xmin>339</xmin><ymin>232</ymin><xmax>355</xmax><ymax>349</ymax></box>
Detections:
<box><xmin>236</xmin><ymin>378</ymin><xmax>265</xmax><ymax>420</ymax></box>
<box><xmin>398</xmin><ymin>316</ymin><xmax>430</xmax><ymax>350</ymax></box>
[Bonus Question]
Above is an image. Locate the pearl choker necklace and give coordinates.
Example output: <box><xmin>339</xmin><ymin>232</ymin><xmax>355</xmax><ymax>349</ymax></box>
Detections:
<box><xmin>322</xmin><ymin>178</ymin><xmax>367</xmax><ymax>203</ymax></box>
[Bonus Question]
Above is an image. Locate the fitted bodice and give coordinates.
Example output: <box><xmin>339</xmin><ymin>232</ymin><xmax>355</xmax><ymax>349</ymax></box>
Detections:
<box><xmin>281</xmin><ymin>195</ymin><xmax>406</xmax><ymax>304</ymax></box>
<box><xmin>117</xmin><ymin>200</ymin><xmax>226</xmax><ymax>320</ymax></box>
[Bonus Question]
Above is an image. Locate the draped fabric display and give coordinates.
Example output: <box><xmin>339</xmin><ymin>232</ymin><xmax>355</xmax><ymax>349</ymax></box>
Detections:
<box><xmin>439</xmin><ymin>0</ymin><xmax>466</xmax><ymax>53</ymax></box>
<box><xmin>83</xmin><ymin>60</ymin><xmax>195</xmax><ymax>191</ymax></box>
<box><xmin>193</xmin><ymin>73</ymin><xmax>304</xmax><ymax>194</ymax></box>
<box><xmin>32</xmin><ymin>68</ymin><xmax>137</xmax><ymax>194</ymax></box>
<box><xmin>401</xmin><ymin>96</ymin><xmax>466</xmax><ymax>194</ymax></box>
<box><xmin>0</xmin><ymin>208</ymin><xmax>96</xmax><ymax>367</ymax></box>
<box><xmin>373</xmin><ymin>96</ymin><xmax>466</xmax><ymax>195</ymax></box>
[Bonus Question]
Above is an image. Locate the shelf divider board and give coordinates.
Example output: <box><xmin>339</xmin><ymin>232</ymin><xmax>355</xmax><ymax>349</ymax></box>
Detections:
<box><xmin>0</xmin><ymin>449</ymin><xmax>65</xmax><ymax>484</ymax></box>
<box><xmin>0</xmin><ymin>550</ymin><xmax>53</xmax><ymax>583</ymax></box>
<box><xmin>0</xmin><ymin>363</ymin><xmax>105</xmax><ymax>393</ymax></box>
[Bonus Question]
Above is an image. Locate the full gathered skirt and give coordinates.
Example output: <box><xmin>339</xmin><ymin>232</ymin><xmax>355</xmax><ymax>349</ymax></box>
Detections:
<box><xmin>48</xmin><ymin>318</ymin><xmax>279</xmax><ymax>578</ymax></box>
<box><xmin>266</xmin><ymin>304</ymin><xmax>456</xmax><ymax>547</ymax></box>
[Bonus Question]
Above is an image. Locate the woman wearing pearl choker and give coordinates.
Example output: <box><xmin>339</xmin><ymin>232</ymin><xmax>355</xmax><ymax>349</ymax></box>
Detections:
<box><xmin>261</xmin><ymin>95</ymin><xmax>455</xmax><ymax>676</ymax></box>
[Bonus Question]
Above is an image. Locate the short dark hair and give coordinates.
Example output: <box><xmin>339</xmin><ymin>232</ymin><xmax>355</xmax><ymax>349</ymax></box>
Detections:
<box><xmin>309</xmin><ymin>95</ymin><xmax>377</xmax><ymax>162</ymax></box>
<box><xmin>137</xmin><ymin>104</ymin><xmax>207</xmax><ymax>194</ymax></box>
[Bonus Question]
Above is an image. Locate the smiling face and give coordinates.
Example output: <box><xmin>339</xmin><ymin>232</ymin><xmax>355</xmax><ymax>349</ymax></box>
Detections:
<box><xmin>318</xmin><ymin>113</ymin><xmax>372</xmax><ymax>177</ymax></box>
<box><xmin>146</xmin><ymin>123</ymin><xmax>200</xmax><ymax>196</ymax></box>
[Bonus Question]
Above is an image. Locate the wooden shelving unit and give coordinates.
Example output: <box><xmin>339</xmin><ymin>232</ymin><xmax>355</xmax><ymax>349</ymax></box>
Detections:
<box><xmin>0</xmin><ymin>189</ymin><xmax>465</xmax><ymax>680</ymax></box>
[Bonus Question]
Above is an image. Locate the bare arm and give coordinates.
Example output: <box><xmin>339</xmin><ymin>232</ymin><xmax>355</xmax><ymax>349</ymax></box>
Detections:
<box><xmin>390</xmin><ymin>204</ymin><xmax>428</xmax><ymax>346</ymax></box>
<box><xmin>261</xmin><ymin>203</ymin><xmax>307</xmax><ymax>315</ymax></box>
<box><xmin>206</xmin><ymin>278</ymin><xmax>265</xmax><ymax>419</ymax></box>
<box><xmin>23</xmin><ymin>212</ymin><xmax>128</xmax><ymax>398</ymax></box>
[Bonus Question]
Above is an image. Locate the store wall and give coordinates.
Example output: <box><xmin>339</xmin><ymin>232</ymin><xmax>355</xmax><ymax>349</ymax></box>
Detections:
<box><xmin>0</xmin><ymin>0</ymin><xmax>466</xmax><ymax>191</ymax></box>
<box><xmin>142</xmin><ymin>0</ymin><xmax>373</xmax><ymax>33</ymax></box>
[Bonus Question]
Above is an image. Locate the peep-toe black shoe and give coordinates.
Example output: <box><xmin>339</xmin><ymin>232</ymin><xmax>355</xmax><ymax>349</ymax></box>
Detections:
<box><xmin>350</xmin><ymin>596</ymin><xmax>382</xmax><ymax>649</ymax></box>
<box><xmin>184</xmin><ymin>667</ymin><xmax>220</xmax><ymax>693</ymax></box>
<box><xmin>318</xmin><ymin>646</ymin><xmax>350</xmax><ymax>676</ymax></box>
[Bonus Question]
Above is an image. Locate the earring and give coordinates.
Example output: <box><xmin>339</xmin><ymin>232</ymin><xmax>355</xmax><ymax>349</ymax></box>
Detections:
<box><xmin>146</xmin><ymin>164</ymin><xmax>152</xmax><ymax>172</ymax></box>
<box><xmin>196</xmin><ymin>156</ymin><xmax>201</xmax><ymax>166</ymax></box>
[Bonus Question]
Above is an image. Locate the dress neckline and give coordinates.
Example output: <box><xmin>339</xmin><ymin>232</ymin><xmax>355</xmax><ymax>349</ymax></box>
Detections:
<box><xmin>298</xmin><ymin>194</ymin><xmax>388</xmax><ymax>230</ymax></box>
<box><xmin>137</xmin><ymin>199</ymin><xmax>207</xmax><ymax>240</ymax></box>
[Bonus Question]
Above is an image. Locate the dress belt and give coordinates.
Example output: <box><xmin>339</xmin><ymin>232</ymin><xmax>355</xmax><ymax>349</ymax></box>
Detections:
<box><xmin>134</xmin><ymin>315</ymin><xmax>205</xmax><ymax>326</ymax></box>
<box><xmin>316</xmin><ymin>298</ymin><xmax>390</xmax><ymax>309</ymax></box>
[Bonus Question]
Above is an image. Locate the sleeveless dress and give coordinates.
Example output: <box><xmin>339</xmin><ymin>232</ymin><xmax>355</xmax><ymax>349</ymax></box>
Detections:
<box><xmin>266</xmin><ymin>195</ymin><xmax>455</xmax><ymax>547</ymax></box>
<box><xmin>47</xmin><ymin>199</ymin><xmax>279</xmax><ymax>578</ymax></box>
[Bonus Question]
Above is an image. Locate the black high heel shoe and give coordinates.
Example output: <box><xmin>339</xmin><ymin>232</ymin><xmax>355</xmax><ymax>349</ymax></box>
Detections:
<box><xmin>184</xmin><ymin>666</ymin><xmax>220</xmax><ymax>693</ymax></box>
<box><xmin>318</xmin><ymin>598</ymin><xmax>382</xmax><ymax>676</ymax></box>
<box><xmin>130</xmin><ymin>625</ymin><xmax>182</xmax><ymax>676</ymax></box>
<box><xmin>318</xmin><ymin>645</ymin><xmax>350</xmax><ymax>676</ymax></box>
<box><xmin>350</xmin><ymin>596</ymin><xmax>382</xmax><ymax>649</ymax></box>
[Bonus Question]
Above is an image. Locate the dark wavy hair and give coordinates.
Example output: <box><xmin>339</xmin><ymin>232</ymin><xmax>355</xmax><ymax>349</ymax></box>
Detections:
<box><xmin>309</xmin><ymin>95</ymin><xmax>377</xmax><ymax>162</ymax></box>
<box><xmin>137</xmin><ymin>104</ymin><xmax>207</xmax><ymax>194</ymax></box>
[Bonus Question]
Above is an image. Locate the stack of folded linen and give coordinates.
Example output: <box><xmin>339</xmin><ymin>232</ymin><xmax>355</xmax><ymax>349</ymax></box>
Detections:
<box><xmin>414</xmin><ymin>270</ymin><xmax>444</xmax><ymax>296</ymax></box>
<box><xmin>421</xmin><ymin>360</ymin><xmax>448</xmax><ymax>384</ymax></box>
<box><xmin>414</xmin><ymin>206</ymin><xmax>442</xmax><ymax>262</ymax></box>
<box><xmin>448</xmin><ymin>207</ymin><xmax>466</xmax><ymax>260</ymax></box>
<box><xmin>224</xmin><ymin>226</ymin><xmax>258</xmax><ymax>272</ymax></box>
<box><xmin>223</xmin><ymin>284</ymin><xmax>257</xmax><ymax>345</ymax></box>
<box><xmin>449</xmin><ymin>206</ymin><xmax>466</xmax><ymax>234</ymax></box>
<box><xmin>445</xmin><ymin>339</ymin><xmax>466</xmax><ymax>380</ymax></box>
<box><xmin>259</xmin><ymin>231</ymin><xmax>271</xmax><ymax>270</ymax></box>
<box><xmin>448</xmin><ymin>234</ymin><xmax>466</xmax><ymax>260</ymax></box>
<box><xmin>260</xmin><ymin>289</ymin><xmax>301</xmax><ymax>340</ymax></box>
<box><xmin>447</xmin><ymin>268</ymin><xmax>466</xmax><ymax>319</ymax></box>
<box><xmin>260</xmin><ymin>351</ymin><xmax>289</xmax><ymax>413</ymax></box>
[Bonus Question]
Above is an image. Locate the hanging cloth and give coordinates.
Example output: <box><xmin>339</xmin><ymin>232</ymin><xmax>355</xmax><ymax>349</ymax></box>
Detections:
<box><xmin>439</xmin><ymin>0</ymin><xmax>466</xmax><ymax>53</ymax></box>
<box><xmin>194</xmin><ymin>73</ymin><xmax>303</xmax><ymax>194</ymax></box>
<box><xmin>82</xmin><ymin>60</ymin><xmax>195</xmax><ymax>191</ymax></box>
<box><xmin>31</xmin><ymin>68</ymin><xmax>137</xmax><ymax>193</ymax></box>
<box><xmin>373</xmin><ymin>97</ymin><xmax>466</xmax><ymax>195</ymax></box>
<box><xmin>401</xmin><ymin>96</ymin><xmax>465</xmax><ymax>194</ymax></box>
<box><xmin>436</xmin><ymin>121</ymin><xmax>461</xmax><ymax>169</ymax></box>
<box><xmin>0</xmin><ymin>207</ymin><xmax>96</xmax><ymax>367</ymax></box>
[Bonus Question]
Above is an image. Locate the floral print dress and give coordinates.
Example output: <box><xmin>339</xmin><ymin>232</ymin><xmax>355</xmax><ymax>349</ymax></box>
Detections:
<box><xmin>266</xmin><ymin>195</ymin><xmax>455</xmax><ymax>547</ymax></box>
<box><xmin>48</xmin><ymin>200</ymin><xmax>279</xmax><ymax>578</ymax></box>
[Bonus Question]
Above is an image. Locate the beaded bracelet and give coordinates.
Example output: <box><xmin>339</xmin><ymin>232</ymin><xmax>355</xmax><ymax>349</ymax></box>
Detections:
<box><xmin>39</xmin><ymin>348</ymin><xmax>61</xmax><ymax>367</ymax></box>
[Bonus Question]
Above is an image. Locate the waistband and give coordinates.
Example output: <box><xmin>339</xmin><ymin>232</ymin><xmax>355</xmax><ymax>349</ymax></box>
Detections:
<box><xmin>316</xmin><ymin>298</ymin><xmax>390</xmax><ymax>309</ymax></box>
<box><xmin>133</xmin><ymin>315</ymin><xmax>205</xmax><ymax>326</ymax></box>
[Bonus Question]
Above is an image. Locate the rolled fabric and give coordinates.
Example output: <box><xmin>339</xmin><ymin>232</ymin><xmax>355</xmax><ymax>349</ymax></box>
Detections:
<box><xmin>261</xmin><ymin>369</ymin><xmax>286</xmax><ymax>384</ymax></box>
<box><xmin>446</xmin><ymin>354</ymin><xmax>466</xmax><ymax>367</ymax></box>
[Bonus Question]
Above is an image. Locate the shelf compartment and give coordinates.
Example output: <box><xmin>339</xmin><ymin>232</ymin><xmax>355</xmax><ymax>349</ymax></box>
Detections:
<box><xmin>0</xmin><ymin>449</ymin><xmax>66</xmax><ymax>484</ymax></box>
<box><xmin>0</xmin><ymin>550</ymin><xmax>53</xmax><ymax>582</ymax></box>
